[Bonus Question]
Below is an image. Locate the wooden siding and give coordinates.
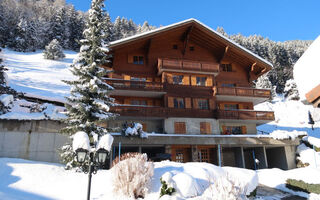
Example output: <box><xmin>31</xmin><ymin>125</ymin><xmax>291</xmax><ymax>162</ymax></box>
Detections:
<box><xmin>213</xmin><ymin>86</ymin><xmax>271</xmax><ymax>98</ymax></box>
<box><xmin>216</xmin><ymin>110</ymin><xmax>275</xmax><ymax>121</ymax></box>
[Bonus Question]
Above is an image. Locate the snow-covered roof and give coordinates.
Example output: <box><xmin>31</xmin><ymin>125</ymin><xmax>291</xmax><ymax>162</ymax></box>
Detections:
<box><xmin>293</xmin><ymin>35</ymin><xmax>320</xmax><ymax>101</ymax></box>
<box><xmin>110</xmin><ymin>18</ymin><xmax>273</xmax><ymax>68</ymax></box>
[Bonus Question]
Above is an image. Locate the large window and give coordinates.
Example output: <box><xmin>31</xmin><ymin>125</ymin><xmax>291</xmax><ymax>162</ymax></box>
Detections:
<box><xmin>221</xmin><ymin>64</ymin><xmax>232</xmax><ymax>72</ymax></box>
<box><xmin>174</xmin><ymin>98</ymin><xmax>185</xmax><ymax>108</ymax></box>
<box><xmin>173</xmin><ymin>75</ymin><xmax>184</xmax><ymax>85</ymax></box>
<box><xmin>196</xmin><ymin>77</ymin><xmax>207</xmax><ymax>86</ymax></box>
<box><xmin>198</xmin><ymin>149</ymin><xmax>210</xmax><ymax>162</ymax></box>
<box><xmin>222</xmin><ymin>126</ymin><xmax>245</xmax><ymax>135</ymax></box>
<box><xmin>133</xmin><ymin>56</ymin><xmax>144</xmax><ymax>65</ymax></box>
<box><xmin>198</xmin><ymin>99</ymin><xmax>209</xmax><ymax>110</ymax></box>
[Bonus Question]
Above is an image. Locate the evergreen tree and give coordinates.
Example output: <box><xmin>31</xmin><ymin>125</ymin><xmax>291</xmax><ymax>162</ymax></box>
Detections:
<box><xmin>0</xmin><ymin>48</ymin><xmax>17</xmax><ymax>114</ymax></box>
<box><xmin>284</xmin><ymin>79</ymin><xmax>300</xmax><ymax>100</ymax></box>
<box><xmin>60</xmin><ymin>0</ymin><xmax>117</xmax><ymax>168</ymax></box>
<box><xmin>43</xmin><ymin>39</ymin><xmax>65</xmax><ymax>60</ymax></box>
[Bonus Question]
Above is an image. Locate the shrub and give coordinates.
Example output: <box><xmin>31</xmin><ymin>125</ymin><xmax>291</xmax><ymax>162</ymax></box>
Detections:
<box><xmin>112</xmin><ymin>152</ymin><xmax>154</xmax><ymax>199</ymax></box>
<box><xmin>43</xmin><ymin>39</ymin><xmax>65</xmax><ymax>60</ymax></box>
<box><xmin>286</xmin><ymin>179</ymin><xmax>320</xmax><ymax>194</ymax></box>
<box><xmin>160</xmin><ymin>177</ymin><xmax>175</xmax><ymax>197</ymax></box>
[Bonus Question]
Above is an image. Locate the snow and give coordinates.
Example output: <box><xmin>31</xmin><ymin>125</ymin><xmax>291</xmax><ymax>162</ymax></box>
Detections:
<box><xmin>255</xmin><ymin>96</ymin><xmax>320</xmax><ymax>139</ymax></box>
<box><xmin>0</xmin><ymin>94</ymin><xmax>13</xmax><ymax>107</ymax></box>
<box><xmin>297</xmin><ymin>143</ymin><xmax>320</xmax><ymax>168</ymax></box>
<box><xmin>293</xmin><ymin>35</ymin><xmax>320</xmax><ymax>101</ymax></box>
<box><xmin>269</xmin><ymin>130</ymin><xmax>307</xmax><ymax>140</ymax></box>
<box><xmin>258</xmin><ymin>167</ymin><xmax>320</xmax><ymax>199</ymax></box>
<box><xmin>125</xmin><ymin>122</ymin><xmax>144</xmax><ymax>137</ymax></box>
<box><xmin>2</xmin><ymin>48</ymin><xmax>76</xmax><ymax>102</ymax></box>
<box><xmin>96</xmin><ymin>134</ymin><xmax>114</xmax><ymax>151</ymax></box>
<box><xmin>0</xmin><ymin>158</ymin><xmax>258</xmax><ymax>200</ymax></box>
<box><xmin>72</xmin><ymin>131</ymin><xmax>90</xmax><ymax>151</ymax></box>
<box><xmin>0</xmin><ymin>99</ymin><xmax>66</xmax><ymax>120</ymax></box>
<box><xmin>303</xmin><ymin>136</ymin><xmax>320</xmax><ymax>148</ymax></box>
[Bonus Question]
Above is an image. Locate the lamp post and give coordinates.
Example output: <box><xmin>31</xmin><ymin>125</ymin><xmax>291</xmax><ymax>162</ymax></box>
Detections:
<box><xmin>75</xmin><ymin>147</ymin><xmax>109</xmax><ymax>200</ymax></box>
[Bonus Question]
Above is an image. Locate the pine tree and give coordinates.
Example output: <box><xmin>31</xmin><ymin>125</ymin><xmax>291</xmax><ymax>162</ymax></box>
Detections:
<box><xmin>60</xmin><ymin>0</ymin><xmax>117</xmax><ymax>168</ymax></box>
<box><xmin>284</xmin><ymin>79</ymin><xmax>300</xmax><ymax>100</ymax></box>
<box><xmin>0</xmin><ymin>48</ymin><xmax>17</xmax><ymax>114</ymax></box>
<box><xmin>43</xmin><ymin>39</ymin><xmax>65</xmax><ymax>60</ymax></box>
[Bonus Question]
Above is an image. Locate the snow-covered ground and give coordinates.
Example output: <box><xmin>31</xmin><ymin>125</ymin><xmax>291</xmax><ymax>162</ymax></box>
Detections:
<box><xmin>255</xmin><ymin>96</ymin><xmax>320</xmax><ymax>138</ymax></box>
<box><xmin>2</xmin><ymin>48</ymin><xmax>76</xmax><ymax>103</ymax></box>
<box><xmin>0</xmin><ymin>158</ymin><xmax>319</xmax><ymax>200</ymax></box>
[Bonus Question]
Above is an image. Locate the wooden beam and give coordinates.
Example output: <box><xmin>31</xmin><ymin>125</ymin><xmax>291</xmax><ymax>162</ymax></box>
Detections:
<box><xmin>144</xmin><ymin>38</ymin><xmax>152</xmax><ymax>65</ymax></box>
<box><xmin>219</xmin><ymin>46</ymin><xmax>229</xmax><ymax>63</ymax></box>
<box><xmin>251</xmin><ymin>62</ymin><xmax>257</xmax><ymax>72</ymax></box>
<box><xmin>182</xmin><ymin>26</ymin><xmax>193</xmax><ymax>56</ymax></box>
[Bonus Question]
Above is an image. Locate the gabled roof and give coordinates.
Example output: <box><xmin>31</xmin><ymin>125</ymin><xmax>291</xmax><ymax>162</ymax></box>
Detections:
<box><xmin>109</xmin><ymin>18</ymin><xmax>273</xmax><ymax>69</ymax></box>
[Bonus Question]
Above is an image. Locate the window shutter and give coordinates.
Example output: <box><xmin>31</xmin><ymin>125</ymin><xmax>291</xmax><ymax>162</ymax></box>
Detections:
<box><xmin>222</xmin><ymin>125</ymin><xmax>226</xmax><ymax>134</ymax></box>
<box><xmin>200</xmin><ymin>122</ymin><xmax>211</xmax><ymax>134</ymax></box>
<box><xmin>175</xmin><ymin>122</ymin><xmax>186</xmax><ymax>134</ymax></box>
<box><xmin>185</xmin><ymin>98</ymin><xmax>192</xmax><ymax>108</ymax></box>
<box><xmin>128</xmin><ymin>55</ymin><xmax>133</xmax><ymax>63</ymax></box>
<box><xmin>123</xmin><ymin>75</ymin><xmax>130</xmax><ymax>80</ymax></box>
<box><xmin>241</xmin><ymin>126</ymin><xmax>247</xmax><ymax>134</ymax></box>
<box><xmin>239</xmin><ymin>104</ymin><xmax>244</xmax><ymax>109</ymax></box>
<box><xmin>183</xmin><ymin>75</ymin><xmax>190</xmax><ymax>85</ymax></box>
<box><xmin>209</xmin><ymin>99</ymin><xmax>215</xmax><ymax>110</ymax></box>
<box><xmin>142</xmin><ymin>123</ymin><xmax>147</xmax><ymax>132</ymax></box>
<box><xmin>147</xmin><ymin>77</ymin><xmax>152</xmax><ymax>82</ymax></box>
<box><xmin>219</xmin><ymin>103</ymin><xmax>224</xmax><ymax>110</ymax></box>
<box><xmin>191</xmin><ymin>76</ymin><xmax>197</xmax><ymax>86</ymax></box>
<box><xmin>124</xmin><ymin>99</ymin><xmax>130</xmax><ymax>105</ymax></box>
<box><xmin>206</xmin><ymin>123</ymin><xmax>211</xmax><ymax>134</ymax></box>
<box><xmin>193</xmin><ymin>98</ymin><xmax>198</xmax><ymax>109</ymax></box>
<box><xmin>147</xmin><ymin>100</ymin><xmax>153</xmax><ymax>106</ymax></box>
<box><xmin>166</xmin><ymin>73</ymin><xmax>173</xmax><ymax>84</ymax></box>
<box><xmin>168</xmin><ymin>97</ymin><xmax>174</xmax><ymax>108</ymax></box>
<box><xmin>206</xmin><ymin>77</ymin><xmax>213</xmax><ymax>86</ymax></box>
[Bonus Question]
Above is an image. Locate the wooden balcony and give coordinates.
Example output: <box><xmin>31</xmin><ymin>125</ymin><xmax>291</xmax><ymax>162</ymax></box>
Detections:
<box><xmin>157</xmin><ymin>58</ymin><xmax>219</xmax><ymax>75</ymax></box>
<box><xmin>105</xmin><ymin>79</ymin><xmax>164</xmax><ymax>91</ymax></box>
<box><xmin>215</xmin><ymin>110</ymin><xmax>275</xmax><ymax>121</ymax></box>
<box><xmin>111</xmin><ymin>106</ymin><xmax>215</xmax><ymax>118</ymax></box>
<box><xmin>213</xmin><ymin>86</ymin><xmax>271</xmax><ymax>98</ymax></box>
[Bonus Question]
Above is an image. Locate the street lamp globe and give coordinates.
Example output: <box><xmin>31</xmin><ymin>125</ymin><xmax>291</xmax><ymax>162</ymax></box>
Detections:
<box><xmin>75</xmin><ymin>148</ymin><xmax>88</xmax><ymax>164</ymax></box>
<box><xmin>95</xmin><ymin>148</ymin><xmax>109</xmax><ymax>165</ymax></box>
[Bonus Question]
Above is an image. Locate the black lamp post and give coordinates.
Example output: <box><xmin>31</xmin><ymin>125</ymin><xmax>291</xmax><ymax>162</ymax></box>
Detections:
<box><xmin>75</xmin><ymin>148</ymin><xmax>109</xmax><ymax>200</ymax></box>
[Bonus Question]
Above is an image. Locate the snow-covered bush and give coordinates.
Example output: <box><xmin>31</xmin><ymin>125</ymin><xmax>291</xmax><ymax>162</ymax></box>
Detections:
<box><xmin>112</xmin><ymin>152</ymin><xmax>154</xmax><ymax>199</ymax></box>
<box><xmin>284</xmin><ymin>79</ymin><xmax>300</xmax><ymax>100</ymax></box>
<box><xmin>122</xmin><ymin>122</ymin><xmax>145</xmax><ymax>137</ymax></box>
<box><xmin>43</xmin><ymin>39</ymin><xmax>65</xmax><ymax>60</ymax></box>
<box><xmin>202</xmin><ymin>173</ymin><xmax>248</xmax><ymax>200</ymax></box>
<box><xmin>160</xmin><ymin>172</ymin><xmax>176</xmax><ymax>197</ymax></box>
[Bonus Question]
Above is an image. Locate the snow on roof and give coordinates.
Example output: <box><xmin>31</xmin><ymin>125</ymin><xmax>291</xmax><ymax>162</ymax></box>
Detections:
<box><xmin>293</xmin><ymin>35</ymin><xmax>320</xmax><ymax>101</ymax></box>
<box><xmin>110</xmin><ymin>18</ymin><xmax>273</xmax><ymax>68</ymax></box>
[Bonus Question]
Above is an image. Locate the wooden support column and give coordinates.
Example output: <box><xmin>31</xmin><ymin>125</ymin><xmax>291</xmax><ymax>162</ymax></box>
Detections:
<box><xmin>219</xmin><ymin>46</ymin><xmax>229</xmax><ymax>63</ymax></box>
<box><xmin>218</xmin><ymin>144</ymin><xmax>222</xmax><ymax>167</ymax></box>
<box><xmin>263</xmin><ymin>146</ymin><xmax>268</xmax><ymax>168</ymax></box>
<box><xmin>241</xmin><ymin>147</ymin><xmax>246</xmax><ymax>168</ymax></box>
<box><xmin>144</xmin><ymin>39</ymin><xmax>152</xmax><ymax>65</ymax></box>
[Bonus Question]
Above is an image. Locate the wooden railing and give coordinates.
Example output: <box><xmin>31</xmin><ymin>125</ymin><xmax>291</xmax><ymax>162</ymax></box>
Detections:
<box><xmin>216</xmin><ymin>110</ymin><xmax>275</xmax><ymax>121</ymax></box>
<box><xmin>111</xmin><ymin>106</ymin><xmax>215</xmax><ymax>118</ymax></box>
<box><xmin>213</xmin><ymin>86</ymin><xmax>271</xmax><ymax>98</ymax></box>
<box><xmin>105</xmin><ymin>79</ymin><xmax>163</xmax><ymax>91</ymax></box>
<box><xmin>158</xmin><ymin>58</ymin><xmax>219</xmax><ymax>73</ymax></box>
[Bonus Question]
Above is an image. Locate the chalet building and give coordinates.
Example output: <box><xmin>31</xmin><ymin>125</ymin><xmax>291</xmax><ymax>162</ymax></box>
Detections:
<box><xmin>104</xmin><ymin>19</ymin><xmax>298</xmax><ymax>170</ymax></box>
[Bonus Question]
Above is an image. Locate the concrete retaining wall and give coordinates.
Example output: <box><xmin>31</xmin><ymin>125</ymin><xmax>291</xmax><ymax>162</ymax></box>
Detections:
<box><xmin>0</xmin><ymin>120</ymin><xmax>68</xmax><ymax>163</ymax></box>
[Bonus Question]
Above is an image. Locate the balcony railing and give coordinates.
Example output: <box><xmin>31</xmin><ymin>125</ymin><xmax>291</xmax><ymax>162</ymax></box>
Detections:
<box><xmin>216</xmin><ymin>110</ymin><xmax>275</xmax><ymax>121</ymax></box>
<box><xmin>105</xmin><ymin>79</ymin><xmax>164</xmax><ymax>91</ymax></box>
<box><xmin>158</xmin><ymin>58</ymin><xmax>219</xmax><ymax>74</ymax></box>
<box><xmin>213</xmin><ymin>86</ymin><xmax>271</xmax><ymax>98</ymax></box>
<box><xmin>111</xmin><ymin>105</ymin><xmax>215</xmax><ymax>118</ymax></box>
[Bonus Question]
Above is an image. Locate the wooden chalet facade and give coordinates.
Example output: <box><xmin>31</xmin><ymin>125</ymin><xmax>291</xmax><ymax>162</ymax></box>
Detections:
<box><xmin>105</xmin><ymin>19</ymin><xmax>298</xmax><ymax>170</ymax></box>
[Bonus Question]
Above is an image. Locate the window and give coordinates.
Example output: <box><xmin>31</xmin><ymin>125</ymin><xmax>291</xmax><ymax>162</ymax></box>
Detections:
<box><xmin>173</xmin><ymin>44</ymin><xmax>178</xmax><ymax>49</ymax></box>
<box><xmin>133</xmin><ymin>56</ymin><xmax>144</xmax><ymax>65</ymax></box>
<box><xmin>221</xmin><ymin>83</ymin><xmax>235</xmax><ymax>87</ymax></box>
<box><xmin>198</xmin><ymin>149</ymin><xmax>209</xmax><ymax>162</ymax></box>
<box><xmin>224</xmin><ymin>104</ymin><xmax>239</xmax><ymax>110</ymax></box>
<box><xmin>189</xmin><ymin>46</ymin><xmax>194</xmax><ymax>51</ymax></box>
<box><xmin>200</xmin><ymin>122</ymin><xmax>211</xmax><ymax>134</ymax></box>
<box><xmin>130</xmin><ymin>100</ymin><xmax>147</xmax><ymax>106</ymax></box>
<box><xmin>174</xmin><ymin>98</ymin><xmax>185</xmax><ymax>108</ymax></box>
<box><xmin>196</xmin><ymin>77</ymin><xmax>207</xmax><ymax>86</ymax></box>
<box><xmin>175</xmin><ymin>149</ymin><xmax>184</xmax><ymax>162</ymax></box>
<box><xmin>173</xmin><ymin>75</ymin><xmax>184</xmax><ymax>85</ymax></box>
<box><xmin>221</xmin><ymin>64</ymin><xmax>232</xmax><ymax>72</ymax></box>
<box><xmin>174</xmin><ymin>122</ymin><xmax>186</xmax><ymax>134</ymax></box>
<box><xmin>198</xmin><ymin>99</ymin><xmax>209</xmax><ymax>110</ymax></box>
<box><xmin>223</xmin><ymin>126</ymin><xmax>243</xmax><ymax>135</ymax></box>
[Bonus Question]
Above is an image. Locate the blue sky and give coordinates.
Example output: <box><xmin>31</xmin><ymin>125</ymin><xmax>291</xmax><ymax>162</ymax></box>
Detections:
<box><xmin>66</xmin><ymin>0</ymin><xmax>320</xmax><ymax>41</ymax></box>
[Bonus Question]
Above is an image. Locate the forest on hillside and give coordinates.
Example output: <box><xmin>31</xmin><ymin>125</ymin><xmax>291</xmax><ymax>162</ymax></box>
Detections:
<box><xmin>0</xmin><ymin>0</ymin><xmax>312</xmax><ymax>93</ymax></box>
